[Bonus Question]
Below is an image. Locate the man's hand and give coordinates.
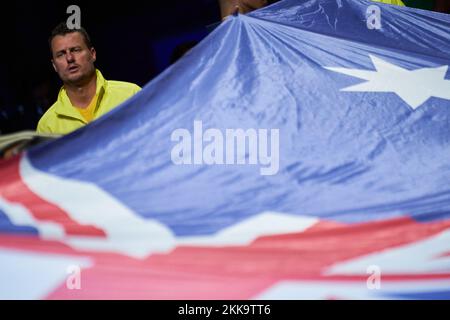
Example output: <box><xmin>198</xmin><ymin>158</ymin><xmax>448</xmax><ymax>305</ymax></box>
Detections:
<box><xmin>219</xmin><ymin>0</ymin><xmax>269</xmax><ymax>20</ymax></box>
<box><xmin>239</xmin><ymin>0</ymin><xmax>269</xmax><ymax>13</ymax></box>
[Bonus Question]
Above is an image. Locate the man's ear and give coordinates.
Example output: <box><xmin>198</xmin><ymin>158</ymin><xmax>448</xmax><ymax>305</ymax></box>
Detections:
<box><xmin>91</xmin><ymin>47</ymin><xmax>97</xmax><ymax>62</ymax></box>
<box><xmin>51</xmin><ymin>60</ymin><xmax>57</xmax><ymax>72</ymax></box>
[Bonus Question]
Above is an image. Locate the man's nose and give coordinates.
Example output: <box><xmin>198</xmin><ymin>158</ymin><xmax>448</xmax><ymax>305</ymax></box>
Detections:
<box><xmin>66</xmin><ymin>52</ymin><xmax>75</xmax><ymax>63</ymax></box>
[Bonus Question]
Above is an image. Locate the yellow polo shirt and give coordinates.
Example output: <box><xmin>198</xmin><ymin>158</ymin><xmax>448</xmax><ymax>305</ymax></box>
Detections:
<box><xmin>372</xmin><ymin>0</ymin><xmax>405</xmax><ymax>6</ymax></box>
<box><xmin>37</xmin><ymin>69</ymin><xmax>141</xmax><ymax>135</ymax></box>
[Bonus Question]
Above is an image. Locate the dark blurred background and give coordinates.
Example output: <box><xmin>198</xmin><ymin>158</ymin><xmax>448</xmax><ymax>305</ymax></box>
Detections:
<box><xmin>0</xmin><ymin>0</ymin><xmax>448</xmax><ymax>134</ymax></box>
<box><xmin>0</xmin><ymin>0</ymin><xmax>222</xmax><ymax>134</ymax></box>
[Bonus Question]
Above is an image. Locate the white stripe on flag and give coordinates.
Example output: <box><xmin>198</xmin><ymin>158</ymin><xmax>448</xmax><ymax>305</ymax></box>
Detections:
<box><xmin>0</xmin><ymin>196</ymin><xmax>65</xmax><ymax>240</ymax></box>
<box><xmin>21</xmin><ymin>155</ymin><xmax>176</xmax><ymax>258</ymax></box>
<box><xmin>0</xmin><ymin>248</ymin><xmax>91</xmax><ymax>300</ymax></box>
<box><xmin>19</xmin><ymin>155</ymin><xmax>319</xmax><ymax>257</ymax></box>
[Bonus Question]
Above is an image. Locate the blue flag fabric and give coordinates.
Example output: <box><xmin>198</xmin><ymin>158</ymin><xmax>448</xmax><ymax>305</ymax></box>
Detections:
<box><xmin>30</xmin><ymin>0</ymin><xmax>450</xmax><ymax>229</ymax></box>
<box><xmin>1</xmin><ymin>0</ymin><xmax>450</xmax><ymax>299</ymax></box>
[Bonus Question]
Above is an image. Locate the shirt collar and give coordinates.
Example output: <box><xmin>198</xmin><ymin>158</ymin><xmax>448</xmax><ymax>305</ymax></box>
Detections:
<box><xmin>55</xmin><ymin>69</ymin><xmax>106</xmax><ymax>121</ymax></box>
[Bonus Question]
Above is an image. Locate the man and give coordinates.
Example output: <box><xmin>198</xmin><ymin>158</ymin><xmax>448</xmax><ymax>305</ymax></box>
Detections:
<box><xmin>37</xmin><ymin>23</ymin><xmax>141</xmax><ymax>134</ymax></box>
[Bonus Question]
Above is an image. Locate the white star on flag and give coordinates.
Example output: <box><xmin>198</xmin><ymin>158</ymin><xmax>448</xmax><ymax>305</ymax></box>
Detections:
<box><xmin>325</xmin><ymin>55</ymin><xmax>450</xmax><ymax>110</ymax></box>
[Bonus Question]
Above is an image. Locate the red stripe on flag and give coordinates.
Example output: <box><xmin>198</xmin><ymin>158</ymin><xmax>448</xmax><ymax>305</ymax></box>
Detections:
<box><xmin>0</xmin><ymin>155</ymin><xmax>106</xmax><ymax>237</ymax></box>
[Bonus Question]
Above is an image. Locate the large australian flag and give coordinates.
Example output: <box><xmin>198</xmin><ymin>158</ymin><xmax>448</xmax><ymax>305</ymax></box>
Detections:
<box><xmin>1</xmin><ymin>0</ymin><xmax>450</xmax><ymax>299</ymax></box>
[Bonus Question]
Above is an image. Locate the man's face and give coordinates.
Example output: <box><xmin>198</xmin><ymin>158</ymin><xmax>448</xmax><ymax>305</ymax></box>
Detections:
<box><xmin>51</xmin><ymin>32</ymin><xmax>96</xmax><ymax>86</ymax></box>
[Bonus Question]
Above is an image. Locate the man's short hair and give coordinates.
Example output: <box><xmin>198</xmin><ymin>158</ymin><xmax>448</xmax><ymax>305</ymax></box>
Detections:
<box><xmin>48</xmin><ymin>23</ymin><xmax>93</xmax><ymax>53</ymax></box>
